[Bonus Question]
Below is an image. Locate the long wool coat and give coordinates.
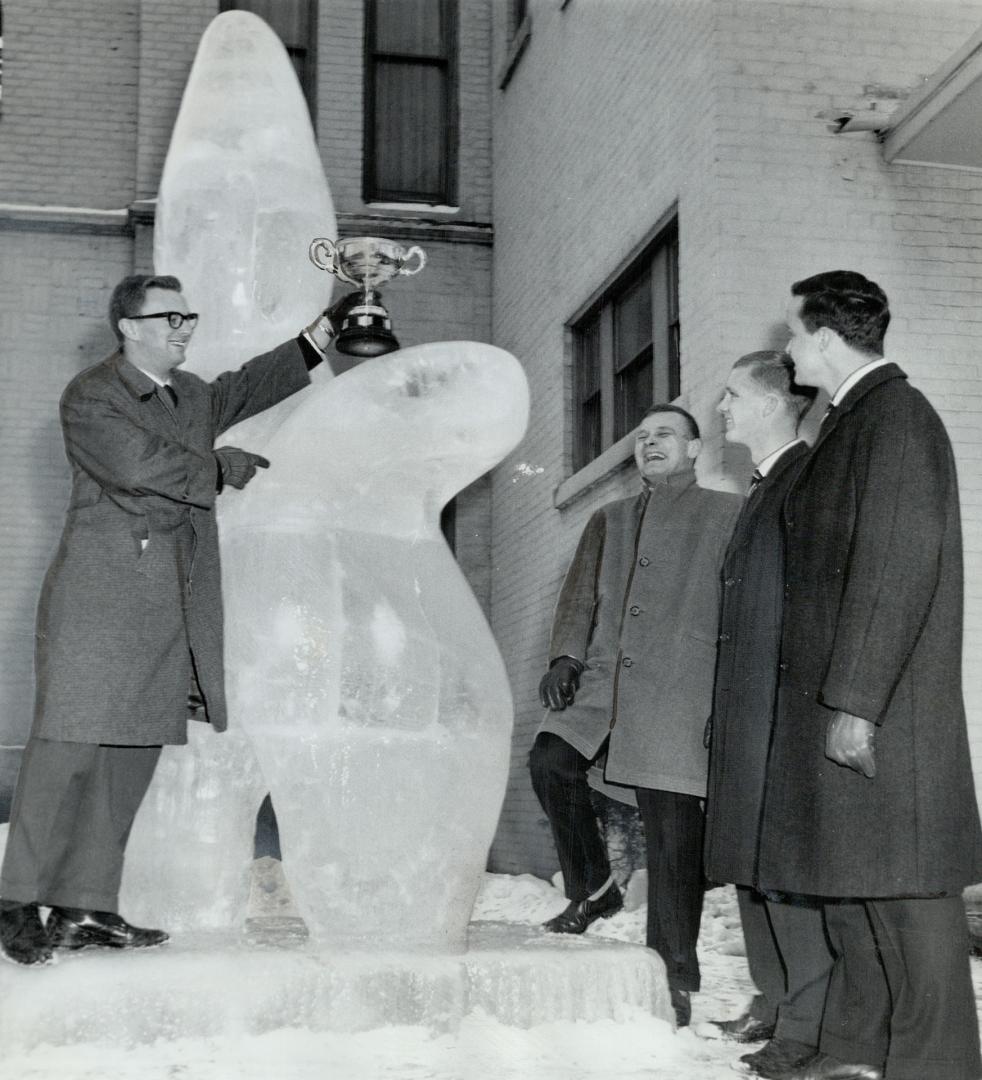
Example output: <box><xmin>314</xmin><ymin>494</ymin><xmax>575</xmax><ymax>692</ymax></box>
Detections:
<box><xmin>703</xmin><ymin>441</ymin><xmax>809</xmax><ymax>887</ymax></box>
<box><xmin>32</xmin><ymin>341</ymin><xmax>311</xmax><ymax>746</ymax></box>
<box><xmin>757</xmin><ymin>364</ymin><xmax>982</xmax><ymax>897</ymax></box>
<box><xmin>538</xmin><ymin>475</ymin><xmax>742</xmax><ymax>795</ymax></box>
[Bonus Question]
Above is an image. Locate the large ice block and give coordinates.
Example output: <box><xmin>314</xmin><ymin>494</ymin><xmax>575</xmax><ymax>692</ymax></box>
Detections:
<box><xmin>219</xmin><ymin>341</ymin><xmax>530</xmax><ymax>950</ymax></box>
<box><xmin>154</xmin><ymin>9</ymin><xmax>336</xmax><ymax>386</ymax></box>
<box><xmin>123</xmin><ymin>10</ymin><xmax>531</xmax><ymax>944</ymax></box>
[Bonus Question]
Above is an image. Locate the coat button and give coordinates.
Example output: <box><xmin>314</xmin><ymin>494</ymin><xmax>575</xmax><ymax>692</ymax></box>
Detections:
<box><xmin>779</xmin><ymin>661</ymin><xmax>789</xmax><ymax>671</ymax></box>
<box><xmin>724</xmin><ymin>577</ymin><xmax>736</xmax><ymax>587</ymax></box>
<box><xmin>639</xmin><ymin>556</ymin><xmax>650</xmax><ymax>567</ymax></box>
<box><xmin>629</xmin><ymin>605</ymin><xmax>641</xmax><ymax>616</ymax></box>
<box><xmin>719</xmin><ymin>633</ymin><xmax>731</xmax><ymax>642</ymax></box>
<box><xmin>622</xmin><ymin>656</ymin><xmax>633</xmax><ymax>667</ymax></box>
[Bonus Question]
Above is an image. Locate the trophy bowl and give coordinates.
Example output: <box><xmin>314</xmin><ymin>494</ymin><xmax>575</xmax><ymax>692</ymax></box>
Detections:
<box><xmin>308</xmin><ymin>236</ymin><xmax>427</xmax><ymax>358</ymax></box>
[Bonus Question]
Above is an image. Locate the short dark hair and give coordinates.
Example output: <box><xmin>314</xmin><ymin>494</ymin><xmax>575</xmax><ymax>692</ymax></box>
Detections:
<box><xmin>732</xmin><ymin>350</ymin><xmax>818</xmax><ymax>421</ymax></box>
<box><xmin>642</xmin><ymin>403</ymin><xmax>700</xmax><ymax>440</ymax></box>
<box><xmin>108</xmin><ymin>273</ymin><xmax>183</xmax><ymax>345</ymax></box>
<box><xmin>790</xmin><ymin>270</ymin><xmax>889</xmax><ymax>357</ymax></box>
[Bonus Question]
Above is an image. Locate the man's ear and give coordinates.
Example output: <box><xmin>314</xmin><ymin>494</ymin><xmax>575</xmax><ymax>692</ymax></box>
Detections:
<box><xmin>118</xmin><ymin>318</ymin><xmax>140</xmax><ymax>343</ymax></box>
<box><xmin>686</xmin><ymin>436</ymin><xmax>702</xmax><ymax>461</ymax></box>
<box><xmin>761</xmin><ymin>393</ymin><xmax>779</xmax><ymax>418</ymax></box>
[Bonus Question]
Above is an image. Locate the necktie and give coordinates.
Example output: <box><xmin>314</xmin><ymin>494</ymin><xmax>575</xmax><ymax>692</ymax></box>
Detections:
<box><xmin>161</xmin><ymin>384</ymin><xmax>178</xmax><ymax>408</ymax></box>
<box><xmin>747</xmin><ymin>469</ymin><xmax>764</xmax><ymax>496</ymax></box>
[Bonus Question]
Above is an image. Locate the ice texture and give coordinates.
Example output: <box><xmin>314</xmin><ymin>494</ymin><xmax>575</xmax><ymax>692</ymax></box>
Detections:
<box><xmin>120</xmin><ymin>10</ymin><xmax>531</xmax><ymax>948</ymax></box>
<box><xmin>217</xmin><ymin>341</ymin><xmax>529</xmax><ymax>950</ymax></box>
<box><xmin>153</xmin><ymin>9</ymin><xmax>336</xmax><ymax>385</ymax></box>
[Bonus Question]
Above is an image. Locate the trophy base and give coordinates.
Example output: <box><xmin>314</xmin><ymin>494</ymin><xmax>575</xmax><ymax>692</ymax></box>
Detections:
<box><xmin>335</xmin><ymin>324</ymin><xmax>401</xmax><ymax>358</ymax></box>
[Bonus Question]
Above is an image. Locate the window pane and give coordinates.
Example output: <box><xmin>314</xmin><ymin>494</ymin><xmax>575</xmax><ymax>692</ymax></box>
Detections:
<box><xmin>373</xmin><ymin>61</ymin><xmax>447</xmax><ymax>199</ymax></box>
<box><xmin>614</xmin><ymin>346</ymin><xmax>654</xmax><ymax>442</ymax></box>
<box><xmin>613</xmin><ymin>269</ymin><xmax>652</xmax><ymax>374</ymax></box>
<box><xmin>374</xmin><ymin>0</ymin><xmax>444</xmax><ymax>56</ymax></box>
<box><xmin>576</xmin><ymin>393</ymin><xmax>602</xmax><ymax>473</ymax></box>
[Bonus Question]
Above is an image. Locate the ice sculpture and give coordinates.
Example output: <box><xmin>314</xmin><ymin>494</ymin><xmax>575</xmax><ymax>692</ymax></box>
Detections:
<box><xmin>219</xmin><ymin>341</ymin><xmax>528</xmax><ymax>949</ymax></box>
<box><xmin>120</xmin><ymin>10</ymin><xmax>531</xmax><ymax>950</ymax></box>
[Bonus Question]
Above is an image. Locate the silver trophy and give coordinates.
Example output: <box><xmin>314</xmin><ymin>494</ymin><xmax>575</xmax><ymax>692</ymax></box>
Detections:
<box><xmin>308</xmin><ymin>236</ymin><xmax>427</xmax><ymax>357</ymax></box>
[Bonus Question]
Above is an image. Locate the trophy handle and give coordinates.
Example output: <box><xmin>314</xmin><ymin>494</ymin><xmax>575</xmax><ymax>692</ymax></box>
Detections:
<box><xmin>308</xmin><ymin>237</ymin><xmax>338</xmax><ymax>273</ymax></box>
<box><xmin>398</xmin><ymin>246</ymin><xmax>427</xmax><ymax>276</ymax></box>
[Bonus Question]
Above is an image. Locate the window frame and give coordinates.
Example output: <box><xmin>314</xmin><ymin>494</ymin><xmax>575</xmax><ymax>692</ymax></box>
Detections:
<box><xmin>567</xmin><ymin>210</ymin><xmax>680</xmax><ymax>478</ymax></box>
<box><xmin>363</xmin><ymin>0</ymin><xmax>459</xmax><ymax>206</ymax></box>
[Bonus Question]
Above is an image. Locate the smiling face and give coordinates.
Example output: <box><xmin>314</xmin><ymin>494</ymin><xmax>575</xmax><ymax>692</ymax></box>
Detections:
<box><xmin>124</xmin><ymin>287</ymin><xmax>195</xmax><ymax>378</ymax></box>
<box><xmin>633</xmin><ymin>411</ymin><xmax>700</xmax><ymax>481</ymax></box>
<box><xmin>717</xmin><ymin>365</ymin><xmax>771</xmax><ymax>447</ymax></box>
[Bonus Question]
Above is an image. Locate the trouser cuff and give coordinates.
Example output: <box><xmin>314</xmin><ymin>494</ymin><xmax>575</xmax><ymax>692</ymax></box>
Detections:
<box><xmin>40</xmin><ymin>888</ymin><xmax>118</xmax><ymax>913</ymax></box>
<box><xmin>820</xmin><ymin>1031</ymin><xmax>885</xmax><ymax>1071</ymax></box>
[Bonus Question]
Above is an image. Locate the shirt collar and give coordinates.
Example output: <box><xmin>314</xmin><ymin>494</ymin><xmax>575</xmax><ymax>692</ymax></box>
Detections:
<box><xmin>755</xmin><ymin>438</ymin><xmax>804</xmax><ymax>478</ymax></box>
<box><xmin>830</xmin><ymin>357</ymin><xmax>892</xmax><ymax>406</ymax></box>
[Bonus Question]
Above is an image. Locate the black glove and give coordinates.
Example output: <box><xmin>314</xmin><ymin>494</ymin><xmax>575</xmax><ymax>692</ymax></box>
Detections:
<box><xmin>304</xmin><ymin>290</ymin><xmax>367</xmax><ymax>350</ymax></box>
<box><xmin>215</xmin><ymin>447</ymin><xmax>270</xmax><ymax>491</ymax></box>
<box><xmin>538</xmin><ymin>656</ymin><xmax>584</xmax><ymax>710</ymax></box>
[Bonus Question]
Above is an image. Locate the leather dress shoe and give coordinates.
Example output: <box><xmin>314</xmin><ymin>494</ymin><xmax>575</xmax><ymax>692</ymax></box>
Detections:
<box><xmin>712</xmin><ymin>1010</ymin><xmax>777</xmax><ymax>1043</ymax></box>
<box><xmin>47</xmin><ymin>907</ymin><xmax>169</xmax><ymax>951</ymax></box>
<box><xmin>0</xmin><ymin>900</ymin><xmax>52</xmax><ymax>965</ymax></box>
<box><xmin>785</xmin><ymin>1052</ymin><xmax>882</xmax><ymax>1080</ymax></box>
<box><xmin>740</xmin><ymin>1037</ymin><xmax>818</xmax><ymax>1079</ymax></box>
<box><xmin>542</xmin><ymin>883</ymin><xmax>623</xmax><ymax>933</ymax></box>
<box><xmin>670</xmin><ymin>987</ymin><xmax>692</xmax><ymax>1028</ymax></box>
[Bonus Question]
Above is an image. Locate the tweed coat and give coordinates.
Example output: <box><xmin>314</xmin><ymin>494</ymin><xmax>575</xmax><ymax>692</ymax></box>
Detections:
<box><xmin>703</xmin><ymin>441</ymin><xmax>809</xmax><ymax>887</ymax></box>
<box><xmin>538</xmin><ymin>474</ymin><xmax>742</xmax><ymax>795</ymax></box>
<box><xmin>32</xmin><ymin>340</ymin><xmax>311</xmax><ymax>746</ymax></box>
<box><xmin>757</xmin><ymin>364</ymin><xmax>982</xmax><ymax>897</ymax></box>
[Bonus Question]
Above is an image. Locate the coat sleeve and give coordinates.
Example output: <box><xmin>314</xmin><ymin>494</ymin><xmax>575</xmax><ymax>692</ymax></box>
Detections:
<box><xmin>210</xmin><ymin>339</ymin><xmax>312</xmax><ymax>436</ymax></box>
<box><xmin>548</xmin><ymin>509</ymin><xmax>606</xmax><ymax>664</ymax></box>
<box><xmin>819</xmin><ymin>391</ymin><xmax>951</xmax><ymax>722</ymax></box>
<box><xmin>61</xmin><ymin>389</ymin><xmax>219</xmax><ymax>508</ymax></box>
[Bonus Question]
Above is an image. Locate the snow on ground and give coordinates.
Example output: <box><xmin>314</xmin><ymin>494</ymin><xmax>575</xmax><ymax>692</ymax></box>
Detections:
<box><xmin>4</xmin><ymin>870</ymin><xmax>982</xmax><ymax>1080</ymax></box>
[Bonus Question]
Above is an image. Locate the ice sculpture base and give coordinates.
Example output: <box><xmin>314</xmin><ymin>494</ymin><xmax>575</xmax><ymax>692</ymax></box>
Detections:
<box><xmin>0</xmin><ymin>922</ymin><xmax>671</xmax><ymax>1052</ymax></box>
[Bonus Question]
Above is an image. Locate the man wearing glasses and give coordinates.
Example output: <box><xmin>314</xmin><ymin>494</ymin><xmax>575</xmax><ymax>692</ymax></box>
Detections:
<box><xmin>0</xmin><ymin>273</ymin><xmax>355</xmax><ymax>965</ymax></box>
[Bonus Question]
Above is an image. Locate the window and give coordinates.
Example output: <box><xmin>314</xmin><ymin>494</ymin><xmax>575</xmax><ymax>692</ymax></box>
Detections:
<box><xmin>220</xmin><ymin>0</ymin><xmax>316</xmax><ymax>114</ymax></box>
<box><xmin>364</xmin><ymin>0</ymin><xmax>458</xmax><ymax>205</ymax></box>
<box><xmin>570</xmin><ymin>217</ymin><xmax>679</xmax><ymax>473</ymax></box>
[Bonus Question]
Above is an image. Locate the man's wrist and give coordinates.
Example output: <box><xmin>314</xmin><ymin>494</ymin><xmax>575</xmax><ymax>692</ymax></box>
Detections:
<box><xmin>303</xmin><ymin>313</ymin><xmax>336</xmax><ymax>355</ymax></box>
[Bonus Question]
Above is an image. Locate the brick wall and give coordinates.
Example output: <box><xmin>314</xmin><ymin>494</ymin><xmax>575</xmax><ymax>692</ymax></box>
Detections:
<box><xmin>488</xmin><ymin>0</ymin><xmax>982</xmax><ymax>876</ymax></box>
<box><xmin>0</xmin><ymin>0</ymin><xmax>139</xmax><ymax>207</ymax></box>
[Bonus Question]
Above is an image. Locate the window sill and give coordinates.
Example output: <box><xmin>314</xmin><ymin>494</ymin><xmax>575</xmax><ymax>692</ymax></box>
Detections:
<box><xmin>497</xmin><ymin>14</ymin><xmax>532</xmax><ymax>90</ymax></box>
<box><xmin>554</xmin><ymin>430</ymin><xmax>637</xmax><ymax>510</ymax></box>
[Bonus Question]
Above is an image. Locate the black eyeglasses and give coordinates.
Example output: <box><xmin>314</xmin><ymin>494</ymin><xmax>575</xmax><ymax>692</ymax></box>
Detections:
<box><xmin>129</xmin><ymin>311</ymin><xmax>199</xmax><ymax>329</ymax></box>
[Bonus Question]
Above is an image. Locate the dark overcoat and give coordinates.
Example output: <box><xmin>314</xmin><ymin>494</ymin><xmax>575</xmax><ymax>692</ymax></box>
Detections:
<box><xmin>538</xmin><ymin>475</ymin><xmax>742</xmax><ymax>796</ymax></box>
<box><xmin>757</xmin><ymin>364</ymin><xmax>982</xmax><ymax>897</ymax></box>
<box><xmin>703</xmin><ymin>441</ymin><xmax>809</xmax><ymax>887</ymax></box>
<box><xmin>32</xmin><ymin>341</ymin><xmax>311</xmax><ymax>746</ymax></box>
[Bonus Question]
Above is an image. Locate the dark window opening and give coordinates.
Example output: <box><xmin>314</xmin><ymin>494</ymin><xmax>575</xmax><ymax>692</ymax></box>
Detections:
<box><xmin>570</xmin><ymin>218</ymin><xmax>679</xmax><ymax>473</ymax></box>
<box><xmin>364</xmin><ymin>0</ymin><xmax>458</xmax><ymax>205</ymax></box>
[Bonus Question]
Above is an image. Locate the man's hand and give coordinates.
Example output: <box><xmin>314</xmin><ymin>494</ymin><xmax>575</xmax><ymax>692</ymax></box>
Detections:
<box><xmin>539</xmin><ymin>657</ymin><xmax>584</xmax><ymax>710</ymax></box>
<box><xmin>304</xmin><ymin>290</ymin><xmax>365</xmax><ymax>352</ymax></box>
<box><xmin>215</xmin><ymin>447</ymin><xmax>270</xmax><ymax>491</ymax></box>
<box><xmin>825</xmin><ymin>709</ymin><xmax>876</xmax><ymax>778</ymax></box>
